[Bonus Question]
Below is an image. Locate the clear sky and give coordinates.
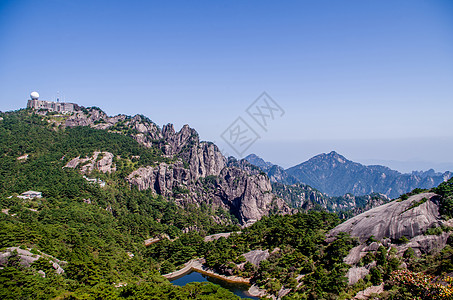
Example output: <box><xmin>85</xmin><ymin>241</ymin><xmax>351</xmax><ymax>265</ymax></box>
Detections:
<box><xmin>1</xmin><ymin>0</ymin><xmax>452</xmax><ymax>172</ymax></box>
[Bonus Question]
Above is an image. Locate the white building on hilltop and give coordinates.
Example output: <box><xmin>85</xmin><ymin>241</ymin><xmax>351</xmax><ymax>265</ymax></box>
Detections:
<box><xmin>27</xmin><ymin>91</ymin><xmax>77</xmax><ymax>113</ymax></box>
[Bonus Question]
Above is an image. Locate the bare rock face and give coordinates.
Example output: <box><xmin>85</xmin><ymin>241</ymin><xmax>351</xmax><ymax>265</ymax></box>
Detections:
<box><xmin>186</xmin><ymin>142</ymin><xmax>226</xmax><ymax>180</ymax></box>
<box><xmin>328</xmin><ymin>192</ymin><xmax>443</xmax><ymax>243</ymax></box>
<box><xmin>161</xmin><ymin>124</ymin><xmax>196</xmax><ymax>155</ymax></box>
<box><xmin>64</xmin><ymin>151</ymin><xmax>116</xmax><ymax>174</ymax></box>
<box><xmin>329</xmin><ymin>192</ymin><xmax>451</xmax><ymax>285</ymax></box>
<box><xmin>127</xmin><ymin>115</ymin><xmax>163</xmax><ymax>146</ymax></box>
<box><xmin>346</xmin><ymin>266</ymin><xmax>371</xmax><ymax>285</ymax></box>
<box><xmin>65</xmin><ymin>109</ymin><xmax>105</xmax><ymax>127</ymax></box>
<box><xmin>125</xmin><ymin>121</ymin><xmax>287</xmax><ymax>225</ymax></box>
<box><xmin>127</xmin><ymin>161</ymin><xmax>191</xmax><ymax>196</ymax></box>
<box><xmin>243</xmin><ymin>249</ymin><xmax>270</xmax><ymax>266</ymax></box>
<box><xmin>160</xmin><ymin>124</ymin><xmax>226</xmax><ymax>179</ymax></box>
<box><xmin>127</xmin><ymin>162</ymin><xmax>291</xmax><ymax>225</ymax></box>
<box><xmin>206</xmin><ymin>166</ymin><xmax>292</xmax><ymax>225</ymax></box>
<box><xmin>396</xmin><ymin>232</ymin><xmax>450</xmax><ymax>257</ymax></box>
<box><xmin>354</xmin><ymin>283</ymin><xmax>384</xmax><ymax>299</ymax></box>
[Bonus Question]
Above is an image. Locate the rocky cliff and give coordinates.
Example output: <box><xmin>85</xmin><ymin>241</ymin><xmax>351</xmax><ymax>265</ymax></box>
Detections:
<box><xmin>63</xmin><ymin>107</ymin><xmax>290</xmax><ymax>225</ymax></box>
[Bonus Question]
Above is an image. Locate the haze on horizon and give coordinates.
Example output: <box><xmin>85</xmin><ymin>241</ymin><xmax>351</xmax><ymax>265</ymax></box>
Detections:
<box><xmin>0</xmin><ymin>0</ymin><xmax>452</xmax><ymax>173</ymax></box>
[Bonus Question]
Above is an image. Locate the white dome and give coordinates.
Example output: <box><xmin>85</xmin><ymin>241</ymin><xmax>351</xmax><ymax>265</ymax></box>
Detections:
<box><xmin>30</xmin><ymin>91</ymin><xmax>39</xmax><ymax>100</ymax></box>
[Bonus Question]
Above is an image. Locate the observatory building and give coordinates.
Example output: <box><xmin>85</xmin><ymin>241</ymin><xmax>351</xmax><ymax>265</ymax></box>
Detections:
<box><xmin>27</xmin><ymin>92</ymin><xmax>77</xmax><ymax>113</ymax></box>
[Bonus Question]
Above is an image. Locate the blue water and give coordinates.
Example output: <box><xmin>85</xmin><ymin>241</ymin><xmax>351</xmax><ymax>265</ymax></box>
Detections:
<box><xmin>170</xmin><ymin>271</ymin><xmax>259</xmax><ymax>299</ymax></box>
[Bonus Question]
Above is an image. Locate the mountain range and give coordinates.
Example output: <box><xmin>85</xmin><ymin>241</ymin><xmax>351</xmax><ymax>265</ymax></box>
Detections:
<box><xmin>245</xmin><ymin>152</ymin><xmax>452</xmax><ymax>199</ymax></box>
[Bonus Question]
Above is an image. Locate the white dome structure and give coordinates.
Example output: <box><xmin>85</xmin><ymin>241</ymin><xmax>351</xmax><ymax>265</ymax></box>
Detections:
<box><xmin>30</xmin><ymin>91</ymin><xmax>39</xmax><ymax>100</ymax></box>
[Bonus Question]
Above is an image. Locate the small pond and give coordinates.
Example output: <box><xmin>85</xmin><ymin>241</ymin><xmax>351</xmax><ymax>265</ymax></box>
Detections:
<box><xmin>170</xmin><ymin>271</ymin><xmax>259</xmax><ymax>299</ymax></box>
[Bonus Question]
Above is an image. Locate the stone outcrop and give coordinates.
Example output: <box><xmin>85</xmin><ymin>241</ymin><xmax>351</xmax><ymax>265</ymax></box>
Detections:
<box><xmin>212</xmin><ymin>166</ymin><xmax>291</xmax><ymax>225</ymax></box>
<box><xmin>64</xmin><ymin>151</ymin><xmax>116</xmax><ymax>174</ymax></box>
<box><xmin>328</xmin><ymin>192</ymin><xmax>451</xmax><ymax>285</ymax></box>
<box><xmin>127</xmin><ymin>161</ymin><xmax>191</xmax><ymax>196</ymax></box>
<box><xmin>0</xmin><ymin>247</ymin><xmax>66</xmax><ymax>276</ymax></box>
<box><xmin>328</xmin><ymin>192</ymin><xmax>443</xmax><ymax>243</ymax></box>
<box><xmin>65</xmin><ymin>108</ymin><xmax>115</xmax><ymax>128</ymax></box>
<box><xmin>242</xmin><ymin>249</ymin><xmax>270</xmax><ymax>266</ymax></box>
<box><xmin>65</xmin><ymin>109</ymin><xmax>162</xmax><ymax>147</ymax></box>
<box><xmin>128</xmin><ymin>161</ymin><xmax>291</xmax><ymax>225</ymax></box>
<box><xmin>354</xmin><ymin>283</ymin><xmax>384</xmax><ymax>299</ymax></box>
<box><xmin>204</xmin><ymin>232</ymin><xmax>241</xmax><ymax>242</ymax></box>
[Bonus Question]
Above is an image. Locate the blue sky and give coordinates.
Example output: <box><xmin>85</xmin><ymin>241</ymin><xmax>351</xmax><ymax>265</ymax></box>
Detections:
<box><xmin>1</xmin><ymin>0</ymin><xmax>452</xmax><ymax>172</ymax></box>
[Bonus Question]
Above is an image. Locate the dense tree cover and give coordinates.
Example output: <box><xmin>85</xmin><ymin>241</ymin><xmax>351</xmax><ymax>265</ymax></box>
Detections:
<box><xmin>144</xmin><ymin>211</ymin><xmax>360</xmax><ymax>298</ymax></box>
<box><xmin>0</xmin><ymin>111</ymin><xmax>243</xmax><ymax>299</ymax></box>
<box><xmin>433</xmin><ymin>177</ymin><xmax>453</xmax><ymax>218</ymax></box>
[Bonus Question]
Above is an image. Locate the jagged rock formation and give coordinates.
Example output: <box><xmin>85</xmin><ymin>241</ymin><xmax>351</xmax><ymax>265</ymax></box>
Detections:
<box><xmin>161</xmin><ymin>125</ymin><xmax>226</xmax><ymax>180</ymax></box>
<box><xmin>332</xmin><ymin>193</ymin><xmax>389</xmax><ymax>217</ymax></box>
<box><xmin>271</xmin><ymin>182</ymin><xmax>329</xmax><ymax>208</ymax></box>
<box><xmin>63</xmin><ymin>107</ymin><xmax>290</xmax><ymax>225</ymax></box>
<box><xmin>128</xmin><ymin>159</ymin><xmax>290</xmax><ymax>224</ymax></box>
<box><xmin>209</xmin><ymin>165</ymin><xmax>291</xmax><ymax>225</ymax></box>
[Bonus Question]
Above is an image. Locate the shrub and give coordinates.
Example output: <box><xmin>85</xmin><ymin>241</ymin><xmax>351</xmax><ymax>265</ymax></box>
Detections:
<box><xmin>370</xmin><ymin>267</ymin><xmax>382</xmax><ymax>285</ymax></box>
<box><xmin>395</xmin><ymin>236</ymin><xmax>409</xmax><ymax>244</ymax></box>
<box><xmin>403</xmin><ymin>247</ymin><xmax>416</xmax><ymax>259</ymax></box>
<box><xmin>390</xmin><ymin>270</ymin><xmax>453</xmax><ymax>299</ymax></box>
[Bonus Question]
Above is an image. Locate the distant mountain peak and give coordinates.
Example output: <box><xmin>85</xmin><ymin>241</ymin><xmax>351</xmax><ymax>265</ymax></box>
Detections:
<box><xmin>244</xmin><ymin>154</ymin><xmax>299</xmax><ymax>185</ymax></box>
<box><xmin>244</xmin><ymin>154</ymin><xmax>274</xmax><ymax>170</ymax></box>
<box><xmin>286</xmin><ymin>151</ymin><xmax>452</xmax><ymax>198</ymax></box>
<box><xmin>320</xmin><ymin>150</ymin><xmax>346</xmax><ymax>160</ymax></box>
<box><xmin>304</xmin><ymin>151</ymin><xmax>351</xmax><ymax>168</ymax></box>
